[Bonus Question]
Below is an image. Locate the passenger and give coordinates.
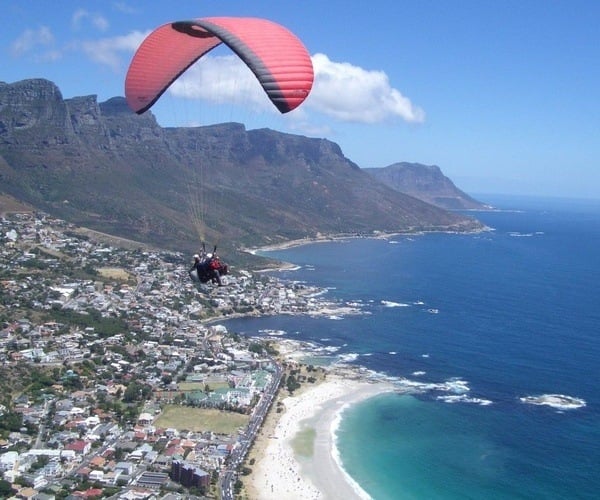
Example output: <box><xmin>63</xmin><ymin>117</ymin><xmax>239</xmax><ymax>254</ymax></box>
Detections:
<box><xmin>190</xmin><ymin>253</ymin><xmax>222</xmax><ymax>286</ymax></box>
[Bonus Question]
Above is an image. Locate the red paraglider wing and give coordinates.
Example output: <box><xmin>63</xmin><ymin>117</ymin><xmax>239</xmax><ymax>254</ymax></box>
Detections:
<box><xmin>125</xmin><ymin>17</ymin><xmax>313</xmax><ymax>114</ymax></box>
<box><xmin>125</xmin><ymin>22</ymin><xmax>221</xmax><ymax>114</ymax></box>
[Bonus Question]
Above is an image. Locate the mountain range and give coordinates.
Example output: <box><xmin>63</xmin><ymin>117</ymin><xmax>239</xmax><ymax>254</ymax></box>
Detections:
<box><xmin>0</xmin><ymin>78</ymin><xmax>485</xmax><ymax>260</ymax></box>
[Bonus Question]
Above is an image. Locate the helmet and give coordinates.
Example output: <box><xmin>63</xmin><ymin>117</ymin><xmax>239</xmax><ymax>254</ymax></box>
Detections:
<box><xmin>193</xmin><ymin>254</ymin><xmax>200</xmax><ymax>259</ymax></box>
<box><xmin>206</xmin><ymin>253</ymin><xmax>213</xmax><ymax>258</ymax></box>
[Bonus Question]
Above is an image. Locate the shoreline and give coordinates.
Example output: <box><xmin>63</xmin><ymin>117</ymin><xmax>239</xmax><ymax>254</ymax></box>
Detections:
<box><xmin>244</xmin><ymin>224</ymin><xmax>492</xmax><ymax>257</ymax></box>
<box><xmin>244</xmin><ymin>231</ymin><xmax>420</xmax><ymax>256</ymax></box>
<box><xmin>245</xmin><ymin>365</ymin><xmax>394</xmax><ymax>499</ymax></box>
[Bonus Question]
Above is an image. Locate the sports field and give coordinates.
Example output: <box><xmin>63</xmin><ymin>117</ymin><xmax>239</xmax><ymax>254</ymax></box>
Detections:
<box><xmin>155</xmin><ymin>405</ymin><xmax>249</xmax><ymax>434</ymax></box>
<box><xmin>97</xmin><ymin>267</ymin><xmax>133</xmax><ymax>280</ymax></box>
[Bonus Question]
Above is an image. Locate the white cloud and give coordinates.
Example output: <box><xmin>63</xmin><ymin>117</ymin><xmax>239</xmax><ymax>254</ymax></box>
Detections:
<box><xmin>112</xmin><ymin>2</ymin><xmax>138</xmax><ymax>15</ymax></box>
<box><xmin>10</xmin><ymin>26</ymin><xmax>55</xmax><ymax>57</ymax></box>
<box><xmin>72</xmin><ymin>9</ymin><xmax>109</xmax><ymax>32</ymax></box>
<box><xmin>308</xmin><ymin>53</ymin><xmax>425</xmax><ymax>124</ymax></box>
<box><xmin>163</xmin><ymin>52</ymin><xmax>425</xmax><ymax>124</ymax></box>
<box><xmin>80</xmin><ymin>30</ymin><xmax>148</xmax><ymax>72</ymax></box>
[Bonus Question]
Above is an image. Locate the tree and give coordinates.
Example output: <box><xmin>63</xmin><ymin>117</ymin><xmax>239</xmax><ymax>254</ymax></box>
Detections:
<box><xmin>285</xmin><ymin>374</ymin><xmax>301</xmax><ymax>394</ymax></box>
<box><xmin>234</xmin><ymin>479</ymin><xmax>243</xmax><ymax>494</ymax></box>
<box><xmin>0</xmin><ymin>479</ymin><xmax>16</xmax><ymax>497</ymax></box>
<box><xmin>0</xmin><ymin>411</ymin><xmax>23</xmax><ymax>435</ymax></box>
<box><xmin>31</xmin><ymin>454</ymin><xmax>50</xmax><ymax>471</ymax></box>
<box><xmin>248</xmin><ymin>343</ymin><xmax>263</xmax><ymax>355</ymax></box>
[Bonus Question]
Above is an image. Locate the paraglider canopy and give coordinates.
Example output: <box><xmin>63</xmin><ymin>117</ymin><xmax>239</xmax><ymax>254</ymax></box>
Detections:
<box><xmin>125</xmin><ymin>16</ymin><xmax>314</xmax><ymax>115</ymax></box>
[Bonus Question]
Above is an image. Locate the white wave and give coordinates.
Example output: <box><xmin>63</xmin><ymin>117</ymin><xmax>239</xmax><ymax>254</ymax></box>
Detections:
<box><xmin>328</xmin><ymin>315</ymin><xmax>344</xmax><ymax>320</ymax></box>
<box><xmin>437</xmin><ymin>394</ymin><xmax>493</xmax><ymax>405</ymax></box>
<box><xmin>319</xmin><ymin>346</ymin><xmax>341</xmax><ymax>354</ymax></box>
<box><xmin>395</xmin><ymin>378</ymin><xmax>442</xmax><ymax>393</ymax></box>
<box><xmin>443</xmin><ymin>378</ymin><xmax>470</xmax><ymax>394</ymax></box>
<box><xmin>519</xmin><ymin>394</ymin><xmax>586</xmax><ymax>410</ymax></box>
<box><xmin>346</xmin><ymin>301</ymin><xmax>364</xmax><ymax>307</ymax></box>
<box><xmin>427</xmin><ymin>308</ymin><xmax>439</xmax><ymax>314</ymax></box>
<box><xmin>381</xmin><ymin>300</ymin><xmax>410</xmax><ymax>308</ymax></box>
<box><xmin>421</xmin><ymin>353</ymin><xmax>430</xmax><ymax>358</ymax></box>
<box><xmin>363</xmin><ymin>353</ymin><xmax>373</xmax><ymax>357</ymax></box>
<box><xmin>412</xmin><ymin>371</ymin><xmax>426</xmax><ymax>376</ymax></box>
<box><xmin>413</xmin><ymin>300</ymin><xmax>425</xmax><ymax>305</ymax></box>
<box><xmin>259</xmin><ymin>329</ymin><xmax>287</xmax><ymax>336</ymax></box>
<box><xmin>508</xmin><ymin>231</ymin><xmax>535</xmax><ymax>237</ymax></box>
<box><xmin>388</xmin><ymin>240</ymin><xmax>400</xmax><ymax>244</ymax></box>
<box><xmin>336</xmin><ymin>353</ymin><xmax>360</xmax><ymax>363</ymax></box>
<box><xmin>280</xmin><ymin>265</ymin><xmax>302</xmax><ymax>271</ymax></box>
<box><xmin>393</xmin><ymin>377</ymin><xmax>472</xmax><ymax>399</ymax></box>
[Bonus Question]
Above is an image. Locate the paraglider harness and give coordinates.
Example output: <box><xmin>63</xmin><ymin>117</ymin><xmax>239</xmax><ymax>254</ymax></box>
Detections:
<box><xmin>189</xmin><ymin>244</ymin><xmax>229</xmax><ymax>285</ymax></box>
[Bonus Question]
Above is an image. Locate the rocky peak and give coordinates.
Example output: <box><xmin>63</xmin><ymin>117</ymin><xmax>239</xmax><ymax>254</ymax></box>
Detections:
<box><xmin>365</xmin><ymin>162</ymin><xmax>489</xmax><ymax>210</ymax></box>
<box><xmin>0</xmin><ymin>78</ymin><xmax>73</xmax><ymax>144</ymax></box>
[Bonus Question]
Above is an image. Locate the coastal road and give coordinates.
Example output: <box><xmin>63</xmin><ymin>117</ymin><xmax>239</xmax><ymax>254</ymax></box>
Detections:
<box><xmin>220</xmin><ymin>358</ymin><xmax>283</xmax><ymax>499</ymax></box>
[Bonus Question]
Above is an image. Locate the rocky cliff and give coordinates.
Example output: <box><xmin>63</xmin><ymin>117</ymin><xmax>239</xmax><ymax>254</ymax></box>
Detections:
<box><xmin>365</xmin><ymin>162</ymin><xmax>491</xmax><ymax>210</ymax></box>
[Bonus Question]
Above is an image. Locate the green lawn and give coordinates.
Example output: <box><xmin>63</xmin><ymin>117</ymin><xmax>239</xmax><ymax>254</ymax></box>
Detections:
<box><xmin>178</xmin><ymin>381</ymin><xmax>230</xmax><ymax>392</ymax></box>
<box><xmin>155</xmin><ymin>405</ymin><xmax>249</xmax><ymax>434</ymax></box>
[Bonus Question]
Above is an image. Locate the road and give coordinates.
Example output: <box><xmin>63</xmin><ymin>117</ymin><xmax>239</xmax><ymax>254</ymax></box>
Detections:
<box><xmin>219</xmin><ymin>358</ymin><xmax>283</xmax><ymax>499</ymax></box>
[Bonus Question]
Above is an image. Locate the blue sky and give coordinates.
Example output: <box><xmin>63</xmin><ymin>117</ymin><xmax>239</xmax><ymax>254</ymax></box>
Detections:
<box><xmin>3</xmin><ymin>1</ymin><xmax>600</xmax><ymax>199</ymax></box>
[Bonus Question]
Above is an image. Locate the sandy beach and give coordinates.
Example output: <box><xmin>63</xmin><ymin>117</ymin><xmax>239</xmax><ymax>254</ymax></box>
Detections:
<box><xmin>245</xmin><ymin>373</ymin><xmax>394</xmax><ymax>499</ymax></box>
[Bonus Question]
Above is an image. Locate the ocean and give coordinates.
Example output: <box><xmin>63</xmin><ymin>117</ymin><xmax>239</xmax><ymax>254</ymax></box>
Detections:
<box><xmin>223</xmin><ymin>195</ymin><xmax>600</xmax><ymax>499</ymax></box>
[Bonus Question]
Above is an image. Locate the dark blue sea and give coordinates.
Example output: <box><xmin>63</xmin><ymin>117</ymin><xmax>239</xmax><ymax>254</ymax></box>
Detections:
<box><xmin>223</xmin><ymin>195</ymin><xmax>600</xmax><ymax>499</ymax></box>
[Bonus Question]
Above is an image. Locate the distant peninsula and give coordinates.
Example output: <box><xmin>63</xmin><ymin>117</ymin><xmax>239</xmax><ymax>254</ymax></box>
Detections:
<box><xmin>365</xmin><ymin>162</ymin><xmax>492</xmax><ymax>210</ymax></box>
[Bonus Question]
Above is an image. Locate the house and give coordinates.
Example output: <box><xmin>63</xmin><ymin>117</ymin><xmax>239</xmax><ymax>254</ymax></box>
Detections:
<box><xmin>0</xmin><ymin>450</ymin><xmax>18</xmax><ymax>471</ymax></box>
<box><xmin>137</xmin><ymin>412</ymin><xmax>153</xmax><ymax>426</ymax></box>
<box><xmin>89</xmin><ymin>456</ymin><xmax>106</xmax><ymax>469</ymax></box>
<box><xmin>135</xmin><ymin>471</ymin><xmax>169</xmax><ymax>489</ymax></box>
<box><xmin>153</xmin><ymin>454</ymin><xmax>172</xmax><ymax>469</ymax></box>
<box><xmin>102</xmin><ymin>469</ymin><xmax>123</xmax><ymax>486</ymax></box>
<box><xmin>117</xmin><ymin>487</ymin><xmax>158</xmax><ymax>499</ymax></box>
<box><xmin>64</xmin><ymin>440</ymin><xmax>91</xmax><ymax>455</ymax></box>
<box><xmin>115</xmin><ymin>461</ymin><xmax>135</xmax><ymax>476</ymax></box>
<box><xmin>72</xmin><ymin>487</ymin><xmax>103</xmax><ymax>498</ymax></box>
<box><xmin>88</xmin><ymin>469</ymin><xmax>104</xmax><ymax>482</ymax></box>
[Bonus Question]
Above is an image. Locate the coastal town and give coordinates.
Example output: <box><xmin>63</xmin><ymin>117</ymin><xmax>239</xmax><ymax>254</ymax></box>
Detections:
<box><xmin>0</xmin><ymin>210</ymin><xmax>361</xmax><ymax>500</ymax></box>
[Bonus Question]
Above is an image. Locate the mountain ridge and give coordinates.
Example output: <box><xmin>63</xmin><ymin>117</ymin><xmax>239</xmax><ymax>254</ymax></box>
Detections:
<box><xmin>0</xmin><ymin>78</ymin><xmax>484</xmax><ymax>260</ymax></box>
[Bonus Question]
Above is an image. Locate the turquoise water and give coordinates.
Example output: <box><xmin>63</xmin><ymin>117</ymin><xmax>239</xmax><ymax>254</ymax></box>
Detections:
<box><xmin>338</xmin><ymin>393</ymin><xmax>598</xmax><ymax>499</ymax></box>
<box><xmin>224</xmin><ymin>195</ymin><xmax>600</xmax><ymax>499</ymax></box>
